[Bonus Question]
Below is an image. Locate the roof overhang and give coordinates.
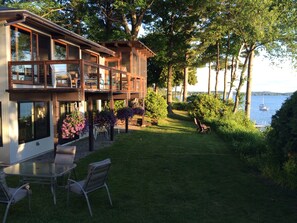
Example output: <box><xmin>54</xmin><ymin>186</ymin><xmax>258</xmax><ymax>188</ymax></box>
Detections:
<box><xmin>0</xmin><ymin>8</ymin><xmax>115</xmax><ymax>57</ymax></box>
<box><xmin>101</xmin><ymin>40</ymin><xmax>155</xmax><ymax>58</ymax></box>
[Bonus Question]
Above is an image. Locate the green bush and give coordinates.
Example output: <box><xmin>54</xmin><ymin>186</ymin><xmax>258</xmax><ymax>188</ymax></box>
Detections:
<box><xmin>187</xmin><ymin>94</ymin><xmax>233</xmax><ymax>121</ymax></box>
<box><xmin>172</xmin><ymin>102</ymin><xmax>188</xmax><ymax>111</ymax></box>
<box><xmin>263</xmin><ymin>91</ymin><xmax>297</xmax><ymax>188</ymax></box>
<box><xmin>144</xmin><ymin>89</ymin><xmax>168</xmax><ymax>121</ymax></box>
<box><xmin>266</xmin><ymin>92</ymin><xmax>297</xmax><ymax>164</ymax></box>
<box><xmin>187</xmin><ymin>93</ymin><xmax>266</xmax><ymax>167</ymax></box>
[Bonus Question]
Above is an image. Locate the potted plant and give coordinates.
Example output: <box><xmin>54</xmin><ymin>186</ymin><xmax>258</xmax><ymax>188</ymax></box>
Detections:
<box><xmin>133</xmin><ymin>107</ymin><xmax>145</xmax><ymax>126</ymax></box>
<box><xmin>116</xmin><ymin>107</ymin><xmax>134</xmax><ymax>133</ymax></box>
<box><xmin>94</xmin><ymin>110</ymin><xmax>117</xmax><ymax>140</ymax></box>
<box><xmin>61</xmin><ymin>110</ymin><xmax>86</xmax><ymax>139</ymax></box>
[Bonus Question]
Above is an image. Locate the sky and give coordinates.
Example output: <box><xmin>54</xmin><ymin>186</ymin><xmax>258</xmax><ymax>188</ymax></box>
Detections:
<box><xmin>188</xmin><ymin>56</ymin><xmax>297</xmax><ymax>93</ymax></box>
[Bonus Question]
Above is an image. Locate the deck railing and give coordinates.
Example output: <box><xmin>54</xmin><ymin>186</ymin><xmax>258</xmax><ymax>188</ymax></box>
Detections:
<box><xmin>8</xmin><ymin>59</ymin><xmax>144</xmax><ymax>94</ymax></box>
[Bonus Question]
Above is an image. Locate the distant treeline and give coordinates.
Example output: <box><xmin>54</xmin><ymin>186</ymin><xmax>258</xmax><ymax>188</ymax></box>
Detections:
<box><xmin>251</xmin><ymin>92</ymin><xmax>293</xmax><ymax>96</ymax></box>
<box><xmin>187</xmin><ymin>91</ymin><xmax>293</xmax><ymax>97</ymax></box>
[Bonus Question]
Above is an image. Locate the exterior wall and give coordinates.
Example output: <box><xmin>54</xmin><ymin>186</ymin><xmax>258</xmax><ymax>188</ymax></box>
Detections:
<box><xmin>0</xmin><ymin>23</ymin><xmax>55</xmax><ymax>164</ymax></box>
<box><xmin>0</xmin><ymin>22</ymin><xmax>11</xmax><ymax>163</ymax></box>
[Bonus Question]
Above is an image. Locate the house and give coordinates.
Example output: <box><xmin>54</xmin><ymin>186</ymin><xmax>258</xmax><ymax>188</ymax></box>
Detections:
<box><xmin>0</xmin><ymin>7</ymin><xmax>154</xmax><ymax>164</ymax></box>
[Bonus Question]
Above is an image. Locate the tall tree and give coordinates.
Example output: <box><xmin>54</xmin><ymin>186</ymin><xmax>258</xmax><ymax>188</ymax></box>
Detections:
<box><xmin>86</xmin><ymin>0</ymin><xmax>155</xmax><ymax>40</ymax></box>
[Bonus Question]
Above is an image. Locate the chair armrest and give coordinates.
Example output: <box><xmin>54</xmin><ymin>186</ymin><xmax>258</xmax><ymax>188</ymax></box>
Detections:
<box><xmin>10</xmin><ymin>183</ymin><xmax>31</xmax><ymax>198</ymax></box>
<box><xmin>67</xmin><ymin>179</ymin><xmax>84</xmax><ymax>191</ymax></box>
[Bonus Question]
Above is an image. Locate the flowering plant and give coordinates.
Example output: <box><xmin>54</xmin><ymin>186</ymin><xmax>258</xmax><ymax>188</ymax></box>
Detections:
<box><xmin>132</xmin><ymin>107</ymin><xmax>145</xmax><ymax>116</ymax></box>
<box><xmin>116</xmin><ymin>107</ymin><xmax>134</xmax><ymax>120</ymax></box>
<box><xmin>61</xmin><ymin>110</ymin><xmax>86</xmax><ymax>139</ymax></box>
<box><xmin>94</xmin><ymin>110</ymin><xmax>117</xmax><ymax>127</ymax></box>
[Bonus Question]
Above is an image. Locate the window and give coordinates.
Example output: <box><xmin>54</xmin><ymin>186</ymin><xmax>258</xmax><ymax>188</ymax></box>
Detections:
<box><xmin>82</xmin><ymin>51</ymin><xmax>98</xmax><ymax>63</ymax></box>
<box><xmin>60</xmin><ymin>102</ymin><xmax>78</xmax><ymax>119</ymax></box>
<box><xmin>0</xmin><ymin>102</ymin><xmax>2</xmax><ymax>147</ymax></box>
<box><xmin>11</xmin><ymin>26</ymin><xmax>32</xmax><ymax>61</ymax></box>
<box><xmin>18</xmin><ymin>102</ymin><xmax>50</xmax><ymax>143</ymax></box>
<box><xmin>38</xmin><ymin>34</ymin><xmax>51</xmax><ymax>60</ymax></box>
<box><xmin>10</xmin><ymin>26</ymin><xmax>51</xmax><ymax>84</ymax></box>
<box><xmin>54</xmin><ymin>42</ymin><xmax>67</xmax><ymax>60</ymax></box>
<box><xmin>68</xmin><ymin>45</ymin><xmax>79</xmax><ymax>60</ymax></box>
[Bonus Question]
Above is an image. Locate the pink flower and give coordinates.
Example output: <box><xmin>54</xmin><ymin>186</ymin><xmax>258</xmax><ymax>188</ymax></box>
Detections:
<box><xmin>61</xmin><ymin>111</ymin><xmax>86</xmax><ymax>139</ymax></box>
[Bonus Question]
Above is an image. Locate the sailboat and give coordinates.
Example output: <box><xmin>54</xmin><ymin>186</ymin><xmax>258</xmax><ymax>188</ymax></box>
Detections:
<box><xmin>259</xmin><ymin>97</ymin><xmax>269</xmax><ymax>111</ymax></box>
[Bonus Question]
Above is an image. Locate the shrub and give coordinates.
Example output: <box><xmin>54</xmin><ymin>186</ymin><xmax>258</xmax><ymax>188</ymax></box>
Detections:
<box><xmin>114</xmin><ymin>100</ymin><xmax>125</xmax><ymax>111</ymax></box>
<box><xmin>144</xmin><ymin>89</ymin><xmax>167</xmax><ymax>121</ymax></box>
<box><xmin>172</xmin><ymin>102</ymin><xmax>188</xmax><ymax>111</ymax></box>
<box><xmin>187</xmin><ymin>93</ymin><xmax>233</xmax><ymax>121</ymax></box>
<box><xmin>266</xmin><ymin>92</ymin><xmax>297</xmax><ymax>164</ymax></box>
<box><xmin>187</xmin><ymin>93</ymin><xmax>266</xmax><ymax>168</ymax></box>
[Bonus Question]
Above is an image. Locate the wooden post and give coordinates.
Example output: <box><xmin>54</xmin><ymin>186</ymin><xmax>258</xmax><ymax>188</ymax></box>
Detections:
<box><xmin>87</xmin><ymin>98</ymin><xmax>94</xmax><ymax>151</ymax></box>
<box><xmin>109</xmin><ymin>69</ymin><xmax>115</xmax><ymax>141</ymax></box>
<box><xmin>125</xmin><ymin>117</ymin><xmax>129</xmax><ymax>133</ymax></box>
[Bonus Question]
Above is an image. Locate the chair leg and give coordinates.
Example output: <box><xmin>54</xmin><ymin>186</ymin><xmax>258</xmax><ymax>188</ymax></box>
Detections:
<box><xmin>28</xmin><ymin>191</ymin><xmax>31</xmax><ymax>211</ymax></box>
<box><xmin>3</xmin><ymin>202</ymin><xmax>12</xmax><ymax>223</ymax></box>
<box><xmin>104</xmin><ymin>183</ymin><xmax>112</xmax><ymax>206</ymax></box>
<box><xmin>83</xmin><ymin>192</ymin><xmax>93</xmax><ymax>217</ymax></box>
<box><xmin>67</xmin><ymin>185</ymin><xmax>70</xmax><ymax>207</ymax></box>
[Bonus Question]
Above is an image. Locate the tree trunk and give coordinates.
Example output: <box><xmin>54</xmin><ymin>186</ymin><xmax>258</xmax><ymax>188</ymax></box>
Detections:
<box><xmin>233</xmin><ymin>52</ymin><xmax>249</xmax><ymax>113</ymax></box>
<box><xmin>215</xmin><ymin>41</ymin><xmax>220</xmax><ymax>98</ymax></box>
<box><xmin>167</xmin><ymin>63</ymin><xmax>173</xmax><ymax>114</ymax></box>
<box><xmin>227</xmin><ymin>56</ymin><xmax>236</xmax><ymax>100</ymax></box>
<box><xmin>208</xmin><ymin>62</ymin><xmax>211</xmax><ymax>95</ymax></box>
<box><xmin>228</xmin><ymin>44</ymin><xmax>244</xmax><ymax>101</ymax></box>
<box><xmin>183</xmin><ymin>66</ymin><xmax>188</xmax><ymax>102</ymax></box>
<box><xmin>223</xmin><ymin>33</ymin><xmax>230</xmax><ymax>101</ymax></box>
<box><xmin>245</xmin><ymin>47</ymin><xmax>255</xmax><ymax>118</ymax></box>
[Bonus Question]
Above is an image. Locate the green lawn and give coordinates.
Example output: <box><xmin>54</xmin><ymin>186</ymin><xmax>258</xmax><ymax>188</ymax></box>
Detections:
<box><xmin>4</xmin><ymin>111</ymin><xmax>297</xmax><ymax>222</ymax></box>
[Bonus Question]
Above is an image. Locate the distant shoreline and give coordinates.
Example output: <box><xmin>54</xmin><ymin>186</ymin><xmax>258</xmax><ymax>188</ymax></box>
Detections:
<box><xmin>251</xmin><ymin>91</ymin><xmax>293</xmax><ymax>96</ymax></box>
<box><xmin>187</xmin><ymin>91</ymin><xmax>293</xmax><ymax>96</ymax></box>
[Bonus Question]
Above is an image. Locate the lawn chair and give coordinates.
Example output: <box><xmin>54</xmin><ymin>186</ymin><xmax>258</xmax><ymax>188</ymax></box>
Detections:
<box><xmin>194</xmin><ymin>117</ymin><xmax>211</xmax><ymax>134</ymax></box>
<box><xmin>55</xmin><ymin>145</ymin><xmax>76</xmax><ymax>165</ymax></box>
<box><xmin>55</xmin><ymin>145</ymin><xmax>77</xmax><ymax>182</ymax></box>
<box><xmin>67</xmin><ymin>158</ymin><xmax>112</xmax><ymax>216</ymax></box>
<box><xmin>0</xmin><ymin>172</ymin><xmax>31</xmax><ymax>223</ymax></box>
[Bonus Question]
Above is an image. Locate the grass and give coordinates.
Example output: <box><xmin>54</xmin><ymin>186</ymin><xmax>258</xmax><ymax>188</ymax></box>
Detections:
<box><xmin>3</xmin><ymin>110</ymin><xmax>297</xmax><ymax>222</ymax></box>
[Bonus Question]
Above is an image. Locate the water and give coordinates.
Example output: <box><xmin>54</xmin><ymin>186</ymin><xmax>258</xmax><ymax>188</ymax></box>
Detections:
<box><xmin>250</xmin><ymin>95</ymin><xmax>290</xmax><ymax>126</ymax></box>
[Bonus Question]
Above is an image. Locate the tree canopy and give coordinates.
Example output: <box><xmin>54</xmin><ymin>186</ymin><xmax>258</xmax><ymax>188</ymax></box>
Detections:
<box><xmin>3</xmin><ymin>0</ymin><xmax>297</xmax><ymax>114</ymax></box>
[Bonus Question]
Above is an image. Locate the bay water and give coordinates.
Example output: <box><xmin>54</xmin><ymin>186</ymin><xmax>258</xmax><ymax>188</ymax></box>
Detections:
<box><xmin>250</xmin><ymin>95</ymin><xmax>291</xmax><ymax>126</ymax></box>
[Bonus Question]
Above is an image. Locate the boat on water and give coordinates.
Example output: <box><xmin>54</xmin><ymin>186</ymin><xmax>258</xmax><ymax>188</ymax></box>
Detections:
<box><xmin>259</xmin><ymin>96</ymin><xmax>269</xmax><ymax>111</ymax></box>
<box><xmin>259</xmin><ymin>103</ymin><xmax>269</xmax><ymax>111</ymax></box>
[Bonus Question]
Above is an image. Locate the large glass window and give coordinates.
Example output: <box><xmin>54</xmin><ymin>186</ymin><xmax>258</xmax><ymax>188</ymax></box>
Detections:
<box><xmin>18</xmin><ymin>102</ymin><xmax>50</xmax><ymax>144</ymax></box>
<box><xmin>60</xmin><ymin>102</ymin><xmax>77</xmax><ymax>119</ymax></box>
<box><xmin>82</xmin><ymin>51</ymin><xmax>98</xmax><ymax>63</ymax></box>
<box><xmin>38</xmin><ymin>34</ymin><xmax>51</xmax><ymax>60</ymax></box>
<box><xmin>54</xmin><ymin>42</ymin><xmax>67</xmax><ymax>60</ymax></box>
<box><xmin>121</xmin><ymin>52</ymin><xmax>130</xmax><ymax>72</ymax></box>
<box><xmin>68</xmin><ymin>45</ymin><xmax>79</xmax><ymax>60</ymax></box>
<box><xmin>11</xmin><ymin>26</ymin><xmax>32</xmax><ymax>61</ymax></box>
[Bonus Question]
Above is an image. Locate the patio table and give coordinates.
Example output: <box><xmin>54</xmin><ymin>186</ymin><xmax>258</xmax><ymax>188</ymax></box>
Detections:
<box><xmin>3</xmin><ymin>161</ymin><xmax>76</xmax><ymax>205</ymax></box>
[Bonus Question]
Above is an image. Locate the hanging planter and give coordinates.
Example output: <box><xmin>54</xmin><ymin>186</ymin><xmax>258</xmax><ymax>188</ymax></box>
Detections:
<box><xmin>61</xmin><ymin>110</ymin><xmax>86</xmax><ymax>139</ymax></box>
<box><xmin>133</xmin><ymin>107</ymin><xmax>145</xmax><ymax>126</ymax></box>
<box><xmin>94</xmin><ymin>110</ymin><xmax>117</xmax><ymax>140</ymax></box>
<box><xmin>116</xmin><ymin>107</ymin><xmax>134</xmax><ymax>133</ymax></box>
